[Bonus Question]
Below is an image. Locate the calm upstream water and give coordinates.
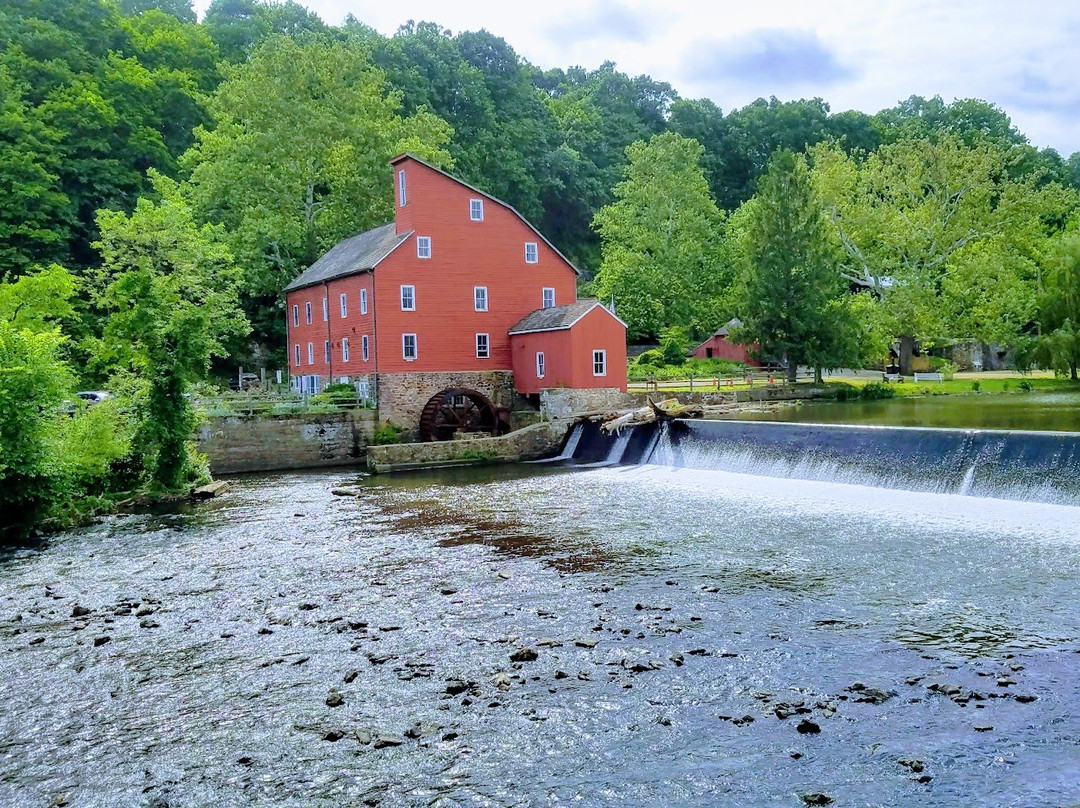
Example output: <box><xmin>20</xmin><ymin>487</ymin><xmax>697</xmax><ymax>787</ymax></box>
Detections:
<box><xmin>724</xmin><ymin>389</ymin><xmax>1080</xmax><ymax>432</ymax></box>
<box><xmin>3</xmin><ymin>461</ymin><xmax>1080</xmax><ymax>807</ymax></box>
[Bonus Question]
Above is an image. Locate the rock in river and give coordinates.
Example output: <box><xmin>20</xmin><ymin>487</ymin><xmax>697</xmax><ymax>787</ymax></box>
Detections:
<box><xmin>326</xmin><ymin>691</ymin><xmax>345</xmax><ymax>708</ymax></box>
<box><xmin>796</xmin><ymin>719</ymin><xmax>821</xmax><ymax>735</ymax></box>
<box><xmin>510</xmin><ymin>647</ymin><xmax>538</xmax><ymax>662</ymax></box>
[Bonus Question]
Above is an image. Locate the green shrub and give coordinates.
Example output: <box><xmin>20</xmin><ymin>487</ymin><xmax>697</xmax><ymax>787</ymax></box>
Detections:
<box><xmin>661</xmin><ymin>338</ymin><xmax>686</xmax><ymax>367</ymax></box>
<box><xmin>627</xmin><ymin>363</ymin><xmax>660</xmax><ymax>382</ymax></box>
<box><xmin>971</xmin><ymin>381</ymin><xmax>981</xmax><ymax>392</ymax></box>
<box><xmin>825</xmin><ymin>382</ymin><xmax>858</xmax><ymax>400</ymax></box>
<box><xmin>635</xmin><ymin>349</ymin><xmax>663</xmax><ymax>366</ymax></box>
<box><xmin>859</xmin><ymin>382</ymin><xmax>895</xmax><ymax>400</ymax></box>
<box><xmin>927</xmin><ymin>358</ymin><xmax>959</xmax><ymax>379</ymax></box>
<box><xmin>372</xmin><ymin>421</ymin><xmax>404</xmax><ymax>445</ymax></box>
<box><xmin>1019</xmin><ymin>380</ymin><xmax>1033</xmax><ymax>392</ymax></box>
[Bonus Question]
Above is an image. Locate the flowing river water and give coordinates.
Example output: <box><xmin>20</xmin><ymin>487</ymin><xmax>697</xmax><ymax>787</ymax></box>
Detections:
<box><xmin>2</xmin><ymin>458</ymin><xmax>1080</xmax><ymax>807</ymax></box>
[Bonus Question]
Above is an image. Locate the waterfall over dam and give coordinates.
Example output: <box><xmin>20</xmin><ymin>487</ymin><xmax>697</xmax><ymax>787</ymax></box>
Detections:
<box><xmin>561</xmin><ymin>419</ymin><xmax>1080</xmax><ymax>505</ymax></box>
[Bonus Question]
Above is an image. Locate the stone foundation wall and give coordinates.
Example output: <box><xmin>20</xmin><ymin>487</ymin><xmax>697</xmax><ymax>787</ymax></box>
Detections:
<box><xmin>367</xmin><ymin>420</ymin><xmax>568</xmax><ymax>473</ymax></box>
<box><xmin>197</xmin><ymin>411</ymin><xmax>376</xmax><ymax>474</ymax></box>
<box><xmin>540</xmin><ymin>387</ymin><xmax>639</xmax><ymax>418</ymax></box>
<box><xmin>376</xmin><ymin>371</ymin><xmax>516</xmax><ymax>439</ymax></box>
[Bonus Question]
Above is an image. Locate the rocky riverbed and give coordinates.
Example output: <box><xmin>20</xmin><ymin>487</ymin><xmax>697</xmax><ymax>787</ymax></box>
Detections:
<box><xmin>2</xmin><ymin>464</ymin><xmax>1080</xmax><ymax>807</ymax></box>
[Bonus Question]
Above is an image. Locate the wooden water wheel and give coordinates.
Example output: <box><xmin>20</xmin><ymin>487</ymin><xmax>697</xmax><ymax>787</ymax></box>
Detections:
<box><xmin>418</xmin><ymin>388</ymin><xmax>500</xmax><ymax>442</ymax></box>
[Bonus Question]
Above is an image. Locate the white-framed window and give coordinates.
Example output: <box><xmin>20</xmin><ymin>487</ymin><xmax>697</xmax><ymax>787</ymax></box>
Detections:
<box><xmin>361</xmin><ymin>335</ymin><xmax>369</xmax><ymax>361</ymax></box>
<box><xmin>525</xmin><ymin>242</ymin><xmax>538</xmax><ymax>263</ymax></box>
<box><xmin>307</xmin><ymin>342</ymin><xmax>314</xmax><ymax>365</ymax></box>
<box><xmin>398</xmin><ymin>169</ymin><xmax>407</xmax><ymax>206</ymax></box>
<box><xmin>470</xmin><ymin>198</ymin><xmax>484</xmax><ymax>221</ymax></box>
<box><xmin>339</xmin><ymin>293</ymin><xmax>347</xmax><ymax>318</ymax></box>
<box><xmin>400</xmin><ymin>284</ymin><xmax>415</xmax><ymax>311</ymax></box>
<box><xmin>294</xmin><ymin>344</ymin><xmax>300</xmax><ymax>366</ymax></box>
<box><xmin>292</xmin><ymin>304</ymin><xmax>299</xmax><ymax>327</ymax></box>
<box><xmin>342</xmin><ymin>337</ymin><xmax>350</xmax><ymax>362</ymax></box>
<box><xmin>324</xmin><ymin>340</ymin><xmax>330</xmax><ymax>363</ymax></box>
<box><xmin>360</xmin><ymin>288</ymin><xmax>368</xmax><ymax>315</ymax></box>
<box><xmin>417</xmin><ymin>236</ymin><xmax>431</xmax><ymax>259</ymax></box>
<box><xmin>322</xmin><ymin>297</ymin><xmax>328</xmax><ymax>321</ymax></box>
<box><xmin>305</xmin><ymin>301</ymin><xmax>312</xmax><ymax>324</ymax></box>
<box><xmin>476</xmin><ymin>333</ymin><xmax>489</xmax><ymax>359</ymax></box>
<box><xmin>593</xmin><ymin>349</ymin><xmax>607</xmax><ymax>377</ymax></box>
<box><xmin>474</xmin><ymin>286</ymin><xmax>488</xmax><ymax>311</ymax></box>
<box><xmin>536</xmin><ymin>351</ymin><xmax>545</xmax><ymax>378</ymax></box>
<box><xmin>542</xmin><ymin>287</ymin><xmax>555</xmax><ymax>309</ymax></box>
<box><xmin>402</xmin><ymin>333</ymin><xmax>417</xmax><ymax>360</ymax></box>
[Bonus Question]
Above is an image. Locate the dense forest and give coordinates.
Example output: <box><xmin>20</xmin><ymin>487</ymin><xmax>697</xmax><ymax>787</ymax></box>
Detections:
<box><xmin>3</xmin><ymin>0</ymin><xmax>1080</xmax><ymax>534</ymax></box>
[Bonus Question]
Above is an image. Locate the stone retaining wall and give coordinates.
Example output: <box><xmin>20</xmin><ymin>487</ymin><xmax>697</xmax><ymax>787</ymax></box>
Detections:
<box><xmin>367</xmin><ymin>420</ymin><xmax>568</xmax><ymax>473</ymax></box>
<box><xmin>540</xmin><ymin>388</ymin><xmax>638</xmax><ymax>418</ymax></box>
<box><xmin>197</xmin><ymin>411</ymin><xmax>376</xmax><ymax>474</ymax></box>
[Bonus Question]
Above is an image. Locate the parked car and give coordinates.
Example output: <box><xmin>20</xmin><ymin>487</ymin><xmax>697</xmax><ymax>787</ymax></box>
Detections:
<box><xmin>77</xmin><ymin>390</ymin><xmax>112</xmax><ymax>405</ymax></box>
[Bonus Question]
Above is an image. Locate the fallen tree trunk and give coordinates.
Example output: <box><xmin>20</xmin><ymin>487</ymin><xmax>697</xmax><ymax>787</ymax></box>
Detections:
<box><xmin>596</xmin><ymin>398</ymin><xmax>703</xmax><ymax>433</ymax></box>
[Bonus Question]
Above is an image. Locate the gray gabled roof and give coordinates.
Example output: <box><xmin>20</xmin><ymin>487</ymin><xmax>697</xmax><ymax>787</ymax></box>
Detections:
<box><xmin>508</xmin><ymin>298</ymin><xmax>627</xmax><ymax>335</ymax></box>
<box><xmin>284</xmin><ymin>223</ymin><xmax>411</xmax><ymax>292</ymax></box>
<box><xmin>714</xmin><ymin>317</ymin><xmax>743</xmax><ymax>338</ymax></box>
<box><xmin>391</xmin><ymin>153</ymin><xmax>581</xmax><ymax>276</ymax></box>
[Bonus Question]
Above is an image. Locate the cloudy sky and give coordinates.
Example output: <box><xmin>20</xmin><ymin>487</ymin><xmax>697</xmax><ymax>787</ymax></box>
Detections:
<box><xmin>193</xmin><ymin>0</ymin><xmax>1080</xmax><ymax>155</ymax></box>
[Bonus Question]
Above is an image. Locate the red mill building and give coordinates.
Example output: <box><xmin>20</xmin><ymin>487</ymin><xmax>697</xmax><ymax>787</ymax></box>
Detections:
<box><xmin>284</xmin><ymin>154</ymin><xmax>627</xmax><ymax>439</ymax></box>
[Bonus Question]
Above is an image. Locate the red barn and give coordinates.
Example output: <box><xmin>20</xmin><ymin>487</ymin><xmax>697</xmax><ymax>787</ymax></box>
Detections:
<box><xmin>692</xmin><ymin>318</ymin><xmax>760</xmax><ymax>366</ymax></box>
<box><xmin>284</xmin><ymin>154</ymin><xmax>627</xmax><ymax>438</ymax></box>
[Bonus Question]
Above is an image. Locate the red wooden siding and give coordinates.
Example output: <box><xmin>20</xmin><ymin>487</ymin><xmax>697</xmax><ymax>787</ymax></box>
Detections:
<box><xmin>510</xmin><ymin>306</ymin><xmax>628</xmax><ymax>394</ymax></box>
<box><xmin>286</xmin><ymin>274</ymin><xmax>375</xmax><ymax>378</ymax></box>
<box><xmin>567</xmin><ymin>306</ymin><xmax>628</xmax><ymax>390</ymax></box>
<box><xmin>692</xmin><ymin>335</ymin><xmax>760</xmax><ymax>366</ymax></box>
<box><xmin>375</xmin><ymin>158</ymin><xmax>578</xmax><ymax>374</ymax></box>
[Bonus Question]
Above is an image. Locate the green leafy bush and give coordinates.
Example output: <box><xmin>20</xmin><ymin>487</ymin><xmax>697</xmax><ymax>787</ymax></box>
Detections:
<box><xmin>927</xmin><ymin>357</ymin><xmax>959</xmax><ymax>379</ymax></box>
<box><xmin>661</xmin><ymin>338</ymin><xmax>686</xmax><ymax>367</ymax></box>
<box><xmin>372</xmin><ymin>422</ymin><xmax>404</xmax><ymax>445</ymax></box>
<box><xmin>1018</xmin><ymin>380</ymin><xmax>1033</xmax><ymax>391</ymax></box>
<box><xmin>826</xmin><ymin>382</ymin><xmax>858</xmax><ymax>401</ymax></box>
<box><xmin>321</xmin><ymin>382</ymin><xmax>355</xmax><ymax>394</ymax></box>
<box><xmin>859</xmin><ymin>382</ymin><xmax>895</xmax><ymax>400</ymax></box>
<box><xmin>971</xmin><ymin>381</ymin><xmax>981</xmax><ymax>392</ymax></box>
<box><xmin>635</xmin><ymin>349</ymin><xmax>663</xmax><ymax>366</ymax></box>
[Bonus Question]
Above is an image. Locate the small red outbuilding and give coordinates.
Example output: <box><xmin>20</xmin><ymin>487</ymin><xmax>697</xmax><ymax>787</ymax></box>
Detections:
<box><xmin>692</xmin><ymin>318</ymin><xmax>760</xmax><ymax>366</ymax></box>
<box><xmin>510</xmin><ymin>299</ymin><xmax>628</xmax><ymax>395</ymax></box>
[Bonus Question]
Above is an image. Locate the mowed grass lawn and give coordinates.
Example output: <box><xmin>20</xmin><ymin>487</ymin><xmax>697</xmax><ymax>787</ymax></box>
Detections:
<box><xmin>628</xmin><ymin>371</ymin><xmax>1076</xmax><ymax>397</ymax></box>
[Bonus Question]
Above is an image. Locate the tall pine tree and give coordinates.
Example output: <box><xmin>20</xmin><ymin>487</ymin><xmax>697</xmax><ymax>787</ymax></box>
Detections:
<box><xmin>732</xmin><ymin>150</ymin><xmax>851</xmax><ymax>382</ymax></box>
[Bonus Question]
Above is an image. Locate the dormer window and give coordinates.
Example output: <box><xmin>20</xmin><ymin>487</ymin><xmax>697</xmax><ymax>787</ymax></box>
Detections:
<box><xmin>398</xmin><ymin>169</ymin><xmax>407</xmax><ymax>206</ymax></box>
<box><xmin>417</xmin><ymin>236</ymin><xmax>431</xmax><ymax>259</ymax></box>
<box><xmin>525</xmin><ymin>242</ymin><xmax>538</xmax><ymax>264</ymax></box>
<box><xmin>470</xmin><ymin>199</ymin><xmax>484</xmax><ymax>221</ymax></box>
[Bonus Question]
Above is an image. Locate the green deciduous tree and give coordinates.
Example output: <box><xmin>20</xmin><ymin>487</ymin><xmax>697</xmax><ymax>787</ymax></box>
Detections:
<box><xmin>592</xmin><ymin>133</ymin><xmax>728</xmax><ymax>341</ymax></box>
<box><xmin>0</xmin><ymin>321</ymin><xmax>73</xmax><ymax>538</ymax></box>
<box><xmin>183</xmin><ymin>35</ymin><xmax>452</xmax><ymax>352</ymax></box>
<box><xmin>94</xmin><ymin>172</ymin><xmax>248</xmax><ymax>489</ymax></box>
<box><xmin>1022</xmin><ymin>231</ymin><xmax>1080</xmax><ymax>380</ymax></box>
